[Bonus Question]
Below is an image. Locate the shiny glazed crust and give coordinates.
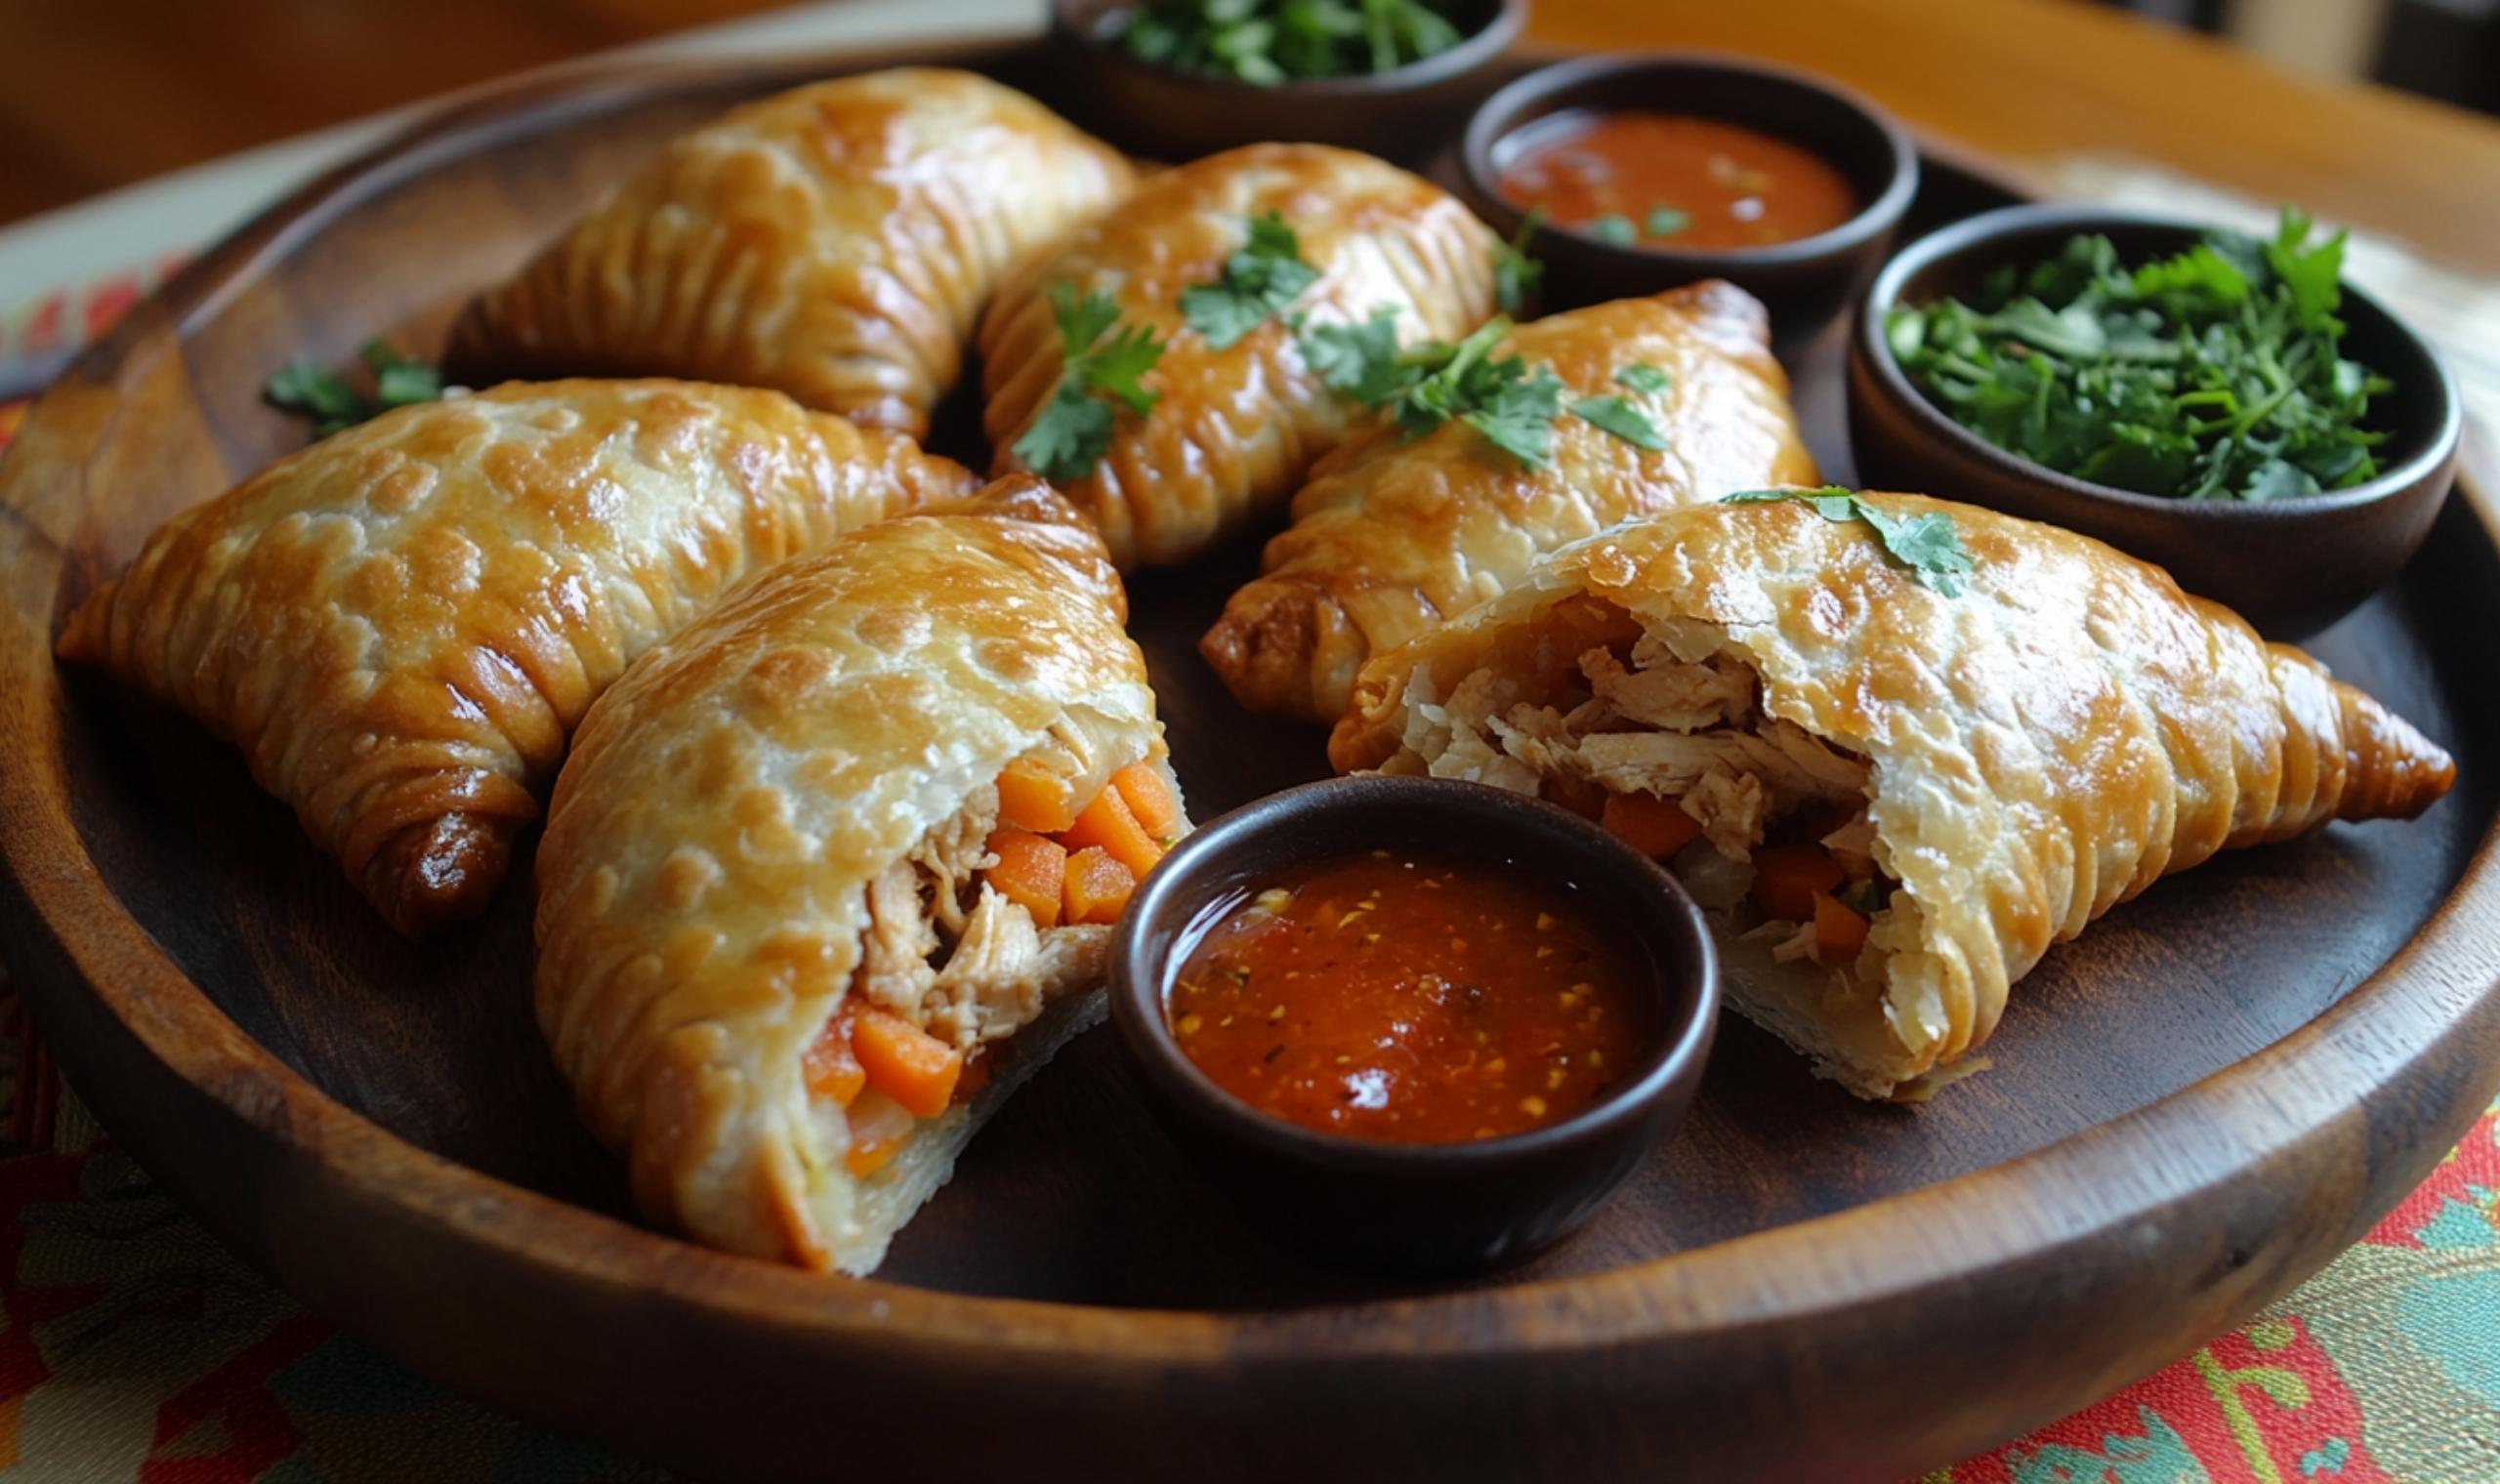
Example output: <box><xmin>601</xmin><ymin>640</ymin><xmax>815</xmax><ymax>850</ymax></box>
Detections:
<box><xmin>56</xmin><ymin>380</ymin><xmax>979</xmax><ymax>935</ymax></box>
<box><xmin>1332</xmin><ymin>495</ymin><xmax>2457</xmax><ymax>1096</ymax></box>
<box><xmin>1203</xmin><ymin>285</ymin><xmax>1818</xmax><ymax>722</ymax></box>
<box><xmin>532</xmin><ymin>479</ymin><xmax>1175</xmax><ymax>1271</ymax></box>
<box><xmin>448</xmin><ymin>68</ymin><xmax>1135</xmax><ymax>437</ymax></box>
<box><xmin>978</xmin><ymin>142</ymin><xmax>1501</xmax><ymax>569</ymax></box>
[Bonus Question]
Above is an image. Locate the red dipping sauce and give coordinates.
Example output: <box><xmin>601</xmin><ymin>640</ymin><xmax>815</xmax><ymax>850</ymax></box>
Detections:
<box><xmin>1496</xmin><ymin>109</ymin><xmax>1857</xmax><ymax>252</ymax></box>
<box><xmin>1166</xmin><ymin>849</ymin><xmax>1655</xmax><ymax>1144</ymax></box>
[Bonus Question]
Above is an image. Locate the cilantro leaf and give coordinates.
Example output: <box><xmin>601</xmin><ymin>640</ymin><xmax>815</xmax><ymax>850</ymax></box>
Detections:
<box><xmin>1615</xmin><ymin>363</ymin><xmax>1670</xmax><ymax>394</ymax></box>
<box><xmin>1299</xmin><ymin>307</ymin><xmax>1408</xmax><ymax>404</ymax></box>
<box><xmin>1589</xmin><ymin>214</ymin><xmax>1637</xmax><ymax>246</ymax></box>
<box><xmin>265</xmin><ymin>341</ymin><xmax>443</xmax><ymax>438</ymax></box>
<box><xmin>1567</xmin><ymin>392</ymin><xmax>1666</xmax><ymax>450</ymax></box>
<box><xmin>1014</xmin><ymin>280</ymin><xmax>1170</xmax><ymax>478</ymax></box>
<box><xmin>1645</xmin><ymin>205</ymin><xmax>1691</xmax><ymax>239</ymax></box>
<box><xmin>1494</xmin><ymin>207</ymin><xmax>1546</xmax><ymax>314</ymax></box>
<box><xmin>2263</xmin><ymin>206</ymin><xmax>2348</xmax><ymax>327</ymax></box>
<box><xmin>1463</xmin><ymin>365</ymin><xmax>1566</xmax><ymax>468</ymax></box>
<box><xmin>1722</xmin><ymin>487</ymin><xmax>1977</xmax><ymax>597</ymax></box>
<box><xmin>1181</xmin><ymin>210</ymin><xmax>1322</xmax><ymax>349</ymax></box>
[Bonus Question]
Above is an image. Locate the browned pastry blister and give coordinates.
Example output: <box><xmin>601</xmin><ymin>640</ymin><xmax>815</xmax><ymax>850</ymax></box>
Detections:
<box><xmin>57</xmin><ymin>380</ymin><xmax>979</xmax><ymax>934</ymax></box>
<box><xmin>534</xmin><ymin>477</ymin><xmax>1185</xmax><ymax>1271</ymax></box>
<box><xmin>448</xmin><ymin>68</ymin><xmax>1135</xmax><ymax>437</ymax></box>
<box><xmin>1331</xmin><ymin>494</ymin><xmax>2456</xmax><ymax>1098</ymax></box>
<box><xmin>1203</xmin><ymin>284</ymin><xmax>1819</xmax><ymax>723</ymax></box>
<box><xmin>979</xmin><ymin>142</ymin><xmax>1502</xmax><ymax>569</ymax></box>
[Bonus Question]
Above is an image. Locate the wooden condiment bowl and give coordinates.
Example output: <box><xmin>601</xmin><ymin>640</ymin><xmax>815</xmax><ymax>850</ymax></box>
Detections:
<box><xmin>1108</xmin><ymin>774</ymin><xmax>1719</xmax><ymax>1275</ymax></box>
<box><xmin>1849</xmin><ymin>204</ymin><xmax>2461</xmax><ymax>639</ymax></box>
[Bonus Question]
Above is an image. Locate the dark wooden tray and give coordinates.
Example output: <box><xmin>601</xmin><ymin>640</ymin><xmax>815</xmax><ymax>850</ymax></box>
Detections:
<box><xmin>2</xmin><ymin>35</ymin><xmax>2496</xmax><ymax>1484</ymax></box>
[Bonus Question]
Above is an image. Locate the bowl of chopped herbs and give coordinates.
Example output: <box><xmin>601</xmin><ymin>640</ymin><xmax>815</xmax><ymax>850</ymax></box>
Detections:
<box><xmin>1049</xmin><ymin>0</ymin><xmax>1521</xmax><ymax>161</ymax></box>
<box><xmin>1852</xmin><ymin>203</ymin><xmax>2459</xmax><ymax>637</ymax></box>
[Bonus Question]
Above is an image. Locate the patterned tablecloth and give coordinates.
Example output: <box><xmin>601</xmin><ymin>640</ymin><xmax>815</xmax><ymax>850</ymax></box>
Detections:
<box><xmin>2</xmin><ymin>21</ymin><xmax>2498</xmax><ymax>1478</ymax></box>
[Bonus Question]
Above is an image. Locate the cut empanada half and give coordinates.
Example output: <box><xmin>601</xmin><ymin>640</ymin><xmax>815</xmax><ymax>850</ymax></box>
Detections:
<box><xmin>534</xmin><ymin>477</ymin><xmax>1185</xmax><ymax>1271</ymax></box>
<box><xmin>1333</xmin><ymin>494</ymin><xmax>2455</xmax><ymax>1098</ymax></box>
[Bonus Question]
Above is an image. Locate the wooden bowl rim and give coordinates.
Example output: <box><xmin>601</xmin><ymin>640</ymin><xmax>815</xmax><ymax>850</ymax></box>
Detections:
<box><xmin>3</xmin><ymin>40</ymin><xmax>2498</xmax><ymax>1386</ymax></box>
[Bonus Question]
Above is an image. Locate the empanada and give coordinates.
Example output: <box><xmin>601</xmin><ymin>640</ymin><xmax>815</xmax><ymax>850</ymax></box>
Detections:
<box><xmin>58</xmin><ymin>380</ymin><xmax>977</xmax><ymax>935</ymax></box>
<box><xmin>534</xmin><ymin>477</ymin><xmax>1185</xmax><ymax>1272</ymax></box>
<box><xmin>448</xmin><ymin>68</ymin><xmax>1134</xmax><ymax>437</ymax></box>
<box><xmin>1332</xmin><ymin>492</ymin><xmax>2455</xmax><ymax>1098</ymax></box>
<box><xmin>1205</xmin><ymin>284</ymin><xmax>1818</xmax><ymax>722</ymax></box>
<box><xmin>979</xmin><ymin>143</ymin><xmax>1501</xmax><ymax>569</ymax></box>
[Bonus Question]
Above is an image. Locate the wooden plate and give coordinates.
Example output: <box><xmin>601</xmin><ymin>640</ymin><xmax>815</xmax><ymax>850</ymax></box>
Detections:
<box><xmin>4</xmin><ymin>38</ymin><xmax>2498</xmax><ymax>1483</ymax></box>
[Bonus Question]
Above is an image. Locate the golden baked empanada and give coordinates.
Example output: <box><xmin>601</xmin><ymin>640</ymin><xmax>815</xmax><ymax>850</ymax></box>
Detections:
<box><xmin>448</xmin><ymin>68</ymin><xmax>1134</xmax><ymax>437</ymax></box>
<box><xmin>58</xmin><ymin>380</ymin><xmax>977</xmax><ymax>935</ymax></box>
<box><xmin>1205</xmin><ymin>284</ymin><xmax>1817</xmax><ymax>722</ymax></box>
<box><xmin>979</xmin><ymin>143</ymin><xmax>1501</xmax><ymax>569</ymax></box>
<box><xmin>534</xmin><ymin>477</ymin><xmax>1185</xmax><ymax>1272</ymax></box>
<box><xmin>1333</xmin><ymin>491</ymin><xmax>2454</xmax><ymax>1097</ymax></box>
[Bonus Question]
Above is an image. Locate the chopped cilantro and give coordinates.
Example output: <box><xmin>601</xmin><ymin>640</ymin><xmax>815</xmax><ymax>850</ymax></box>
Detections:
<box><xmin>1615</xmin><ymin>363</ymin><xmax>1671</xmax><ymax>395</ymax></box>
<box><xmin>1116</xmin><ymin>0</ymin><xmax>1465</xmax><ymax>85</ymax></box>
<box><xmin>1012</xmin><ymin>281</ymin><xmax>1169</xmax><ymax>479</ymax></box>
<box><xmin>1589</xmin><ymin>214</ymin><xmax>1637</xmax><ymax>247</ymax></box>
<box><xmin>1645</xmin><ymin>205</ymin><xmax>1691</xmax><ymax>239</ymax></box>
<box><xmin>1180</xmin><ymin>211</ymin><xmax>1321</xmax><ymax>349</ymax></box>
<box><xmin>1884</xmin><ymin>206</ymin><xmax>2391</xmax><ymax>502</ymax></box>
<box><xmin>1723</xmin><ymin>486</ymin><xmax>1977</xmax><ymax>597</ymax></box>
<box><xmin>1494</xmin><ymin>206</ymin><xmax>1547</xmax><ymax>314</ymax></box>
<box><xmin>1566</xmin><ymin>393</ymin><xmax>1666</xmax><ymax>450</ymax></box>
<box><xmin>263</xmin><ymin>341</ymin><xmax>443</xmax><ymax>438</ymax></box>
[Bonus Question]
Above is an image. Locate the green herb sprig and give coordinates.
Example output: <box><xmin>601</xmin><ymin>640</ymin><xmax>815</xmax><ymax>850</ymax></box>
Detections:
<box><xmin>1181</xmin><ymin>211</ymin><xmax>1321</xmax><ymax>349</ymax></box>
<box><xmin>1493</xmin><ymin>208</ymin><xmax>1546</xmax><ymax>314</ymax></box>
<box><xmin>263</xmin><ymin>342</ymin><xmax>443</xmax><ymax>437</ymax></box>
<box><xmin>1723</xmin><ymin>487</ymin><xmax>1976</xmax><ymax>597</ymax></box>
<box><xmin>1014</xmin><ymin>281</ymin><xmax>1170</xmax><ymax>480</ymax></box>
<box><xmin>1298</xmin><ymin>311</ymin><xmax>1669</xmax><ymax>468</ymax></box>
<box><xmin>1884</xmin><ymin>207</ymin><xmax>2391</xmax><ymax>503</ymax></box>
<box><xmin>1116</xmin><ymin>0</ymin><xmax>1464</xmax><ymax>86</ymax></box>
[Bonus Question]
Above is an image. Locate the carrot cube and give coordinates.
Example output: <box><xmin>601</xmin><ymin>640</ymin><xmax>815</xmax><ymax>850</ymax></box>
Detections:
<box><xmin>851</xmin><ymin>1006</ymin><xmax>963</xmax><ymax>1119</ymax></box>
<box><xmin>1063</xmin><ymin>845</ymin><xmax>1138</xmax><ymax>926</ymax></box>
<box><xmin>984</xmin><ymin>828</ymin><xmax>1067</xmax><ymax>928</ymax></box>
<box><xmin>803</xmin><ymin>1010</ymin><xmax>866</xmax><ymax>1106</ymax></box>
<box><xmin>1059</xmin><ymin>785</ymin><xmax>1163</xmax><ymax>879</ymax></box>
<box><xmin>1812</xmin><ymin>890</ymin><xmax>1871</xmax><ymax>961</ymax></box>
<box><xmin>1753</xmin><ymin>845</ymin><xmax>1847</xmax><ymax>922</ymax></box>
<box><xmin>1600</xmin><ymin>790</ymin><xmax>1703</xmax><ymax>858</ymax></box>
<box><xmin>996</xmin><ymin>756</ymin><xmax>1077</xmax><ymax>834</ymax></box>
<box><xmin>1111</xmin><ymin>760</ymin><xmax>1183</xmax><ymax>840</ymax></box>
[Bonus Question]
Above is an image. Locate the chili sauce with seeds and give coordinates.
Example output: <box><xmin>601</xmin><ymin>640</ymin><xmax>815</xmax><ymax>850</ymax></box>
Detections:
<box><xmin>1165</xmin><ymin>849</ymin><xmax>1655</xmax><ymax>1143</ymax></box>
<box><xmin>1494</xmin><ymin>110</ymin><xmax>1857</xmax><ymax>252</ymax></box>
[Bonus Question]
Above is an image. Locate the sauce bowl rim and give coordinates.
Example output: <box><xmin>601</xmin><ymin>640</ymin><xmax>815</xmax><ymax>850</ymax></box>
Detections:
<box><xmin>1857</xmin><ymin>200</ymin><xmax>2464</xmax><ymax>522</ymax></box>
<box><xmin>1458</xmin><ymin>49</ymin><xmax>1922</xmax><ymax>271</ymax></box>
<box><xmin>1108</xmin><ymin>774</ymin><xmax>1721</xmax><ymax>1175</ymax></box>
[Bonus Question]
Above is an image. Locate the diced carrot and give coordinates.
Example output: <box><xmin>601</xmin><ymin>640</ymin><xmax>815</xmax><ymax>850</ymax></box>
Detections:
<box><xmin>1812</xmin><ymin>890</ymin><xmax>1870</xmax><ymax>961</ymax></box>
<box><xmin>1063</xmin><ymin>845</ymin><xmax>1138</xmax><ymax>926</ymax></box>
<box><xmin>1600</xmin><ymin>790</ymin><xmax>1703</xmax><ymax>858</ymax></box>
<box><xmin>803</xmin><ymin>1009</ymin><xmax>867</xmax><ymax>1106</ymax></box>
<box><xmin>996</xmin><ymin>756</ymin><xmax>1077</xmax><ymax>834</ymax></box>
<box><xmin>1753</xmin><ymin>845</ymin><xmax>1847</xmax><ymax>922</ymax></box>
<box><xmin>984</xmin><ymin>828</ymin><xmax>1067</xmax><ymax>928</ymax></box>
<box><xmin>1060</xmin><ymin>785</ymin><xmax>1163</xmax><ymax>879</ymax></box>
<box><xmin>847</xmin><ymin>1134</ymin><xmax>906</xmax><ymax>1178</ymax></box>
<box><xmin>1111</xmin><ymin>760</ymin><xmax>1183</xmax><ymax>841</ymax></box>
<box><xmin>852</xmin><ymin>1006</ymin><xmax>963</xmax><ymax>1119</ymax></box>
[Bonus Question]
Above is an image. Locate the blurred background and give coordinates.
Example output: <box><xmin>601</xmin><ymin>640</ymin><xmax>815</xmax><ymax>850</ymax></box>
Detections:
<box><xmin>0</xmin><ymin>0</ymin><xmax>2494</xmax><ymax>229</ymax></box>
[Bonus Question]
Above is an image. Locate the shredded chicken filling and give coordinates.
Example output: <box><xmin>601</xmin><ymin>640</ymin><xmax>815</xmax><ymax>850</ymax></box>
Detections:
<box><xmin>1397</xmin><ymin>607</ymin><xmax>1894</xmax><ymax>973</ymax></box>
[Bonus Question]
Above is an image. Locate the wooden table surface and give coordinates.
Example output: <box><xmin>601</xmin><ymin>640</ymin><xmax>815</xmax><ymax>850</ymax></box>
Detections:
<box><xmin>5</xmin><ymin>0</ymin><xmax>2500</xmax><ymax>273</ymax></box>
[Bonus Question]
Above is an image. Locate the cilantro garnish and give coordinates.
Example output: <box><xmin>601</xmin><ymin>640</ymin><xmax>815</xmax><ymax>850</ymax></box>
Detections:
<box><xmin>1884</xmin><ymin>206</ymin><xmax>2391</xmax><ymax>503</ymax></box>
<box><xmin>1494</xmin><ymin>207</ymin><xmax>1546</xmax><ymax>314</ymax></box>
<box><xmin>1645</xmin><ymin>205</ymin><xmax>1691</xmax><ymax>239</ymax></box>
<box><xmin>1299</xmin><ymin>307</ymin><xmax>1410</xmax><ymax>405</ymax></box>
<box><xmin>1589</xmin><ymin>214</ymin><xmax>1638</xmax><ymax>247</ymax></box>
<box><xmin>1723</xmin><ymin>486</ymin><xmax>1977</xmax><ymax>597</ymax></box>
<box><xmin>1566</xmin><ymin>393</ymin><xmax>1665</xmax><ymax>451</ymax></box>
<box><xmin>263</xmin><ymin>341</ymin><xmax>443</xmax><ymax>437</ymax></box>
<box><xmin>1615</xmin><ymin>363</ymin><xmax>1670</xmax><ymax>394</ymax></box>
<box><xmin>1181</xmin><ymin>211</ymin><xmax>1321</xmax><ymax>350</ymax></box>
<box><xmin>1115</xmin><ymin>0</ymin><xmax>1464</xmax><ymax>85</ymax></box>
<box><xmin>1013</xmin><ymin>281</ymin><xmax>1169</xmax><ymax>480</ymax></box>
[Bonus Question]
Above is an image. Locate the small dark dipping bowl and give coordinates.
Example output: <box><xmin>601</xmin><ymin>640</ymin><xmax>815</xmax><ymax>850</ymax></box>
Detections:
<box><xmin>1109</xmin><ymin>775</ymin><xmax>1719</xmax><ymax>1276</ymax></box>
<box><xmin>1459</xmin><ymin>53</ymin><xmax>1917</xmax><ymax>342</ymax></box>
<box><xmin>1048</xmin><ymin>0</ymin><xmax>1524</xmax><ymax>162</ymax></box>
<box><xmin>1851</xmin><ymin>204</ymin><xmax>2462</xmax><ymax>639</ymax></box>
